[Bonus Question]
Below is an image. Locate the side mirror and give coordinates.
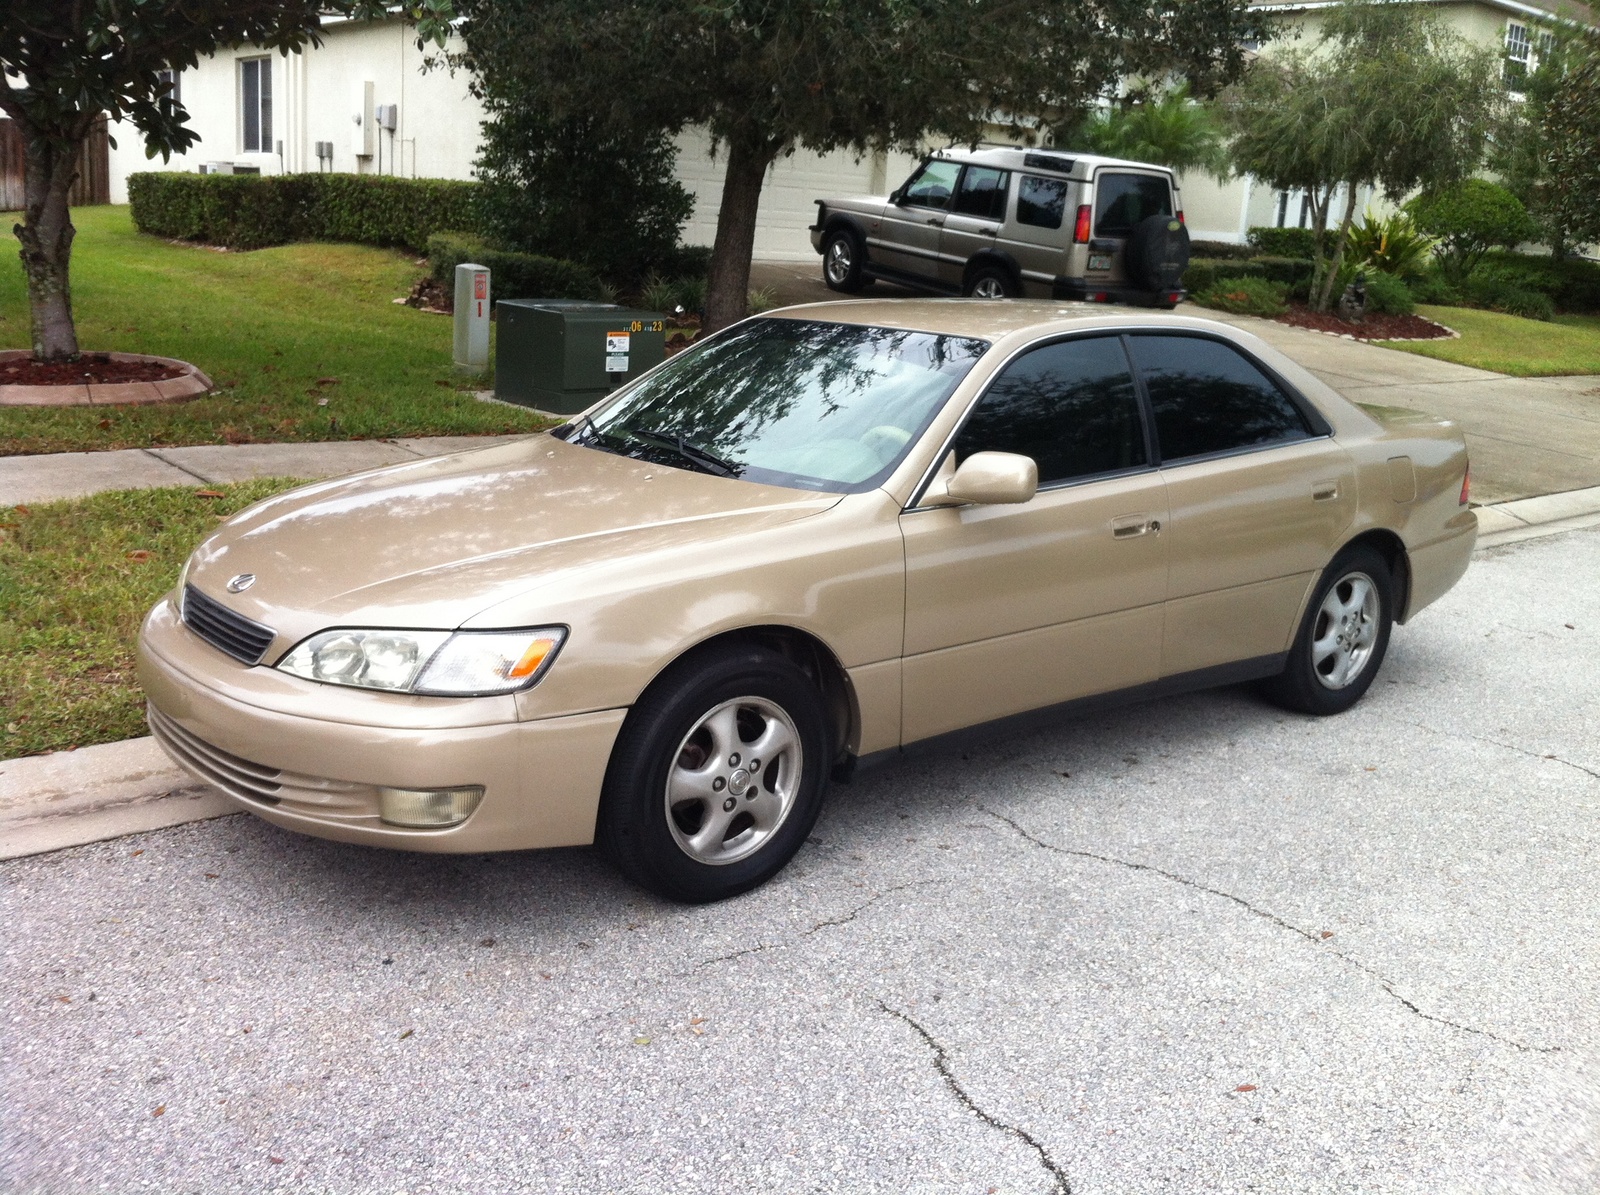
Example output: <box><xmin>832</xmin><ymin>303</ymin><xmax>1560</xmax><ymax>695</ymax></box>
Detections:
<box><xmin>923</xmin><ymin>451</ymin><xmax>1038</xmax><ymax>507</ymax></box>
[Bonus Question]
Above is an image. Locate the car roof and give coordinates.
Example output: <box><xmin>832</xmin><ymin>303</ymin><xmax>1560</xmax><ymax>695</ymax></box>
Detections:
<box><xmin>764</xmin><ymin>299</ymin><xmax>1243</xmax><ymax>344</ymax></box>
<box><xmin>922</xmin><ymin>146</ymin><xmax>1176</xmax><ymax>180</ymax></box>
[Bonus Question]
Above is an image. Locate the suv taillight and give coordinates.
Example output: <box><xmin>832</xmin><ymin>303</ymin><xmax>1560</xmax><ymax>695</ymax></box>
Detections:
<box><xmin>1176</xmin><ymin>210</ymin><xmax>1185</xmax><ymax>225</ymax></box>
<box><xmin>1073</xmin><ymin>204</ymin><xmax>1092</xmax><ymax>244</ymax></box>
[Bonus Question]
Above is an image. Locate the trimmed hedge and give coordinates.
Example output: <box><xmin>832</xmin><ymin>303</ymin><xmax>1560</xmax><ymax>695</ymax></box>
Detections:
<box><xmin>1247</xmin><ymin>226</ymin><xmax>1319</xmax><ymax>258</ymax></box>
<box><xmin>1193</xmin><ymin>276</ymin><xmax>1289</xmax><ymax>317</ymax></box>
<box><xmin>1183</xmin><ymin>254</ymin><xmax>1314</xmax><ymax>296</ymax></box>
<box><xmin>1470</xmin><ymin>251</ymin><xmax>1600</xmax><ymax>314</ymax></box>
<box><xmin>1188</xmin><ymin>239</ymin><xmax>1257</xmax><ymax>260</ymax></box>
<box><xmin>426</xmin><ymin>232</ymin><xmax>603</xmax><ymax>302</ymax></box>
<box><xmin>128</xmin><ymin>172</ymin><xmax>482</xmax><ymax>254</ymax></box>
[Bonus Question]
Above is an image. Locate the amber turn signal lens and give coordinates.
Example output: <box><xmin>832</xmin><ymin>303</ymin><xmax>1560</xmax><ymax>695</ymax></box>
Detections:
<box><xmin>1460</xmin><ymin>465</ymin><xmax>1471</xmax><ymax>505</ymax></box>
<box><xmin>506</xmin><ymin>637</ymin><xmax>559</xmax><ymax>679</ymax></box>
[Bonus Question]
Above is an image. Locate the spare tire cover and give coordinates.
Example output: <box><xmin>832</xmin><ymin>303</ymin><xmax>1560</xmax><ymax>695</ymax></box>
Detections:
<box><xmin>1125</xmin><ymin>213</ymin><xmax>1191</xmax><ymax>291</ymax></box>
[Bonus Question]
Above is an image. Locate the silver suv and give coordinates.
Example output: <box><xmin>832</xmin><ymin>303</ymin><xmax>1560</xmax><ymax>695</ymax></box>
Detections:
<box><xmin>811</xmin><ymin>147</ymin><xmax>1191</xmax><ymax>307</ymax></box>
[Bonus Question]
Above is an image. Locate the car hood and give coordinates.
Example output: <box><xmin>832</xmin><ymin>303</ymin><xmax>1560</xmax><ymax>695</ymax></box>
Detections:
<box><xmin>184</xmin><ymin>433</ymin><xmax>841</xmax><ymax>635</ymax></box>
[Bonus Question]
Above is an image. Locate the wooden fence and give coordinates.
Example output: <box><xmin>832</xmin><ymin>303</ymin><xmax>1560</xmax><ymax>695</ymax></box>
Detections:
<box><xmin>0</xmin><ymin>115</ymin><xmax>111</xmax><ymax>210</ymax></box>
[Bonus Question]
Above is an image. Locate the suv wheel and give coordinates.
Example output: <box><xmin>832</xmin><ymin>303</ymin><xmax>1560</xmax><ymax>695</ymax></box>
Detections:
<box><xmin>965</xmin><ymin>264</ymin><xmax>1018</xmax><ymax>299</ymax></box>
<box><xmin>822</xmin><ymin>228</ymin><xmax>868</xmax><ymax>293</ymax></box>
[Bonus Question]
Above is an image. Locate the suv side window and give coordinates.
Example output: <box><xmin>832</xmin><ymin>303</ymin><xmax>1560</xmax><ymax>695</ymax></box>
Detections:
<box><xmin>954</xmin><ymin>336</ymin><xmax>1147</xmax><ymax>486</ymax></box>
<box><xmin>900</xmin><ymin>160</ymin><xmax>963</xmax><ymax>210</ymax></box>
<box><xmin>952</xmin><ymin>166</ymin><xmax>1010</xmax><ymax>220</ymax></box>
<box><xmin>1094</xmin><ymin>172</ymin><xmax>1172</xmax><ymax>236</ymax></box>
<box><xmin>1016</xmin><ymin>175</ymin><xmax>1069</xmax><ymax>229</ymax></box>
<box><xmin>1126</xmin><ymin>335</ymin><xmax>1312</xmax><ymax>463</ymax></box>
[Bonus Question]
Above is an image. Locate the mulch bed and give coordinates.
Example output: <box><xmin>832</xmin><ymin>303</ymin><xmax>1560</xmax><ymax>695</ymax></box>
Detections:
<box><xmin>1274</xmin><ymin>305</ymin><xmax>1454</xmax><ymax>341</ymax></box>
<box><xmin>0</xmin><ymin>353</ymin><xmax>187</xmax><ymax>385</ymax></box>
<box><xmin>401</xmin><ymin>275</ymin><xmax>454</xmax><ymax>314</ymax></box>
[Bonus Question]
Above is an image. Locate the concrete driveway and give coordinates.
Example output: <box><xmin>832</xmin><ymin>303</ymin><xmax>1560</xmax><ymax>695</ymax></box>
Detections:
<box><xmin>5</xmin><ymin>524</ymin><xmax>1597</xmax><ymax>1193</ymax></box>
<box><xmin>750</xmin><ymin>261</ymin><xmax>1600</xmax><ymax>506</ymax></box>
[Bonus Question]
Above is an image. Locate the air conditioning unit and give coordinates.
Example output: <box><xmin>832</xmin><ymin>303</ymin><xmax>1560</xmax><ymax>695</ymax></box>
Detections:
<box><xmin>201</xmin><ymin>162</ymin><xmax>235</xmax><ymax>175</ymax></box>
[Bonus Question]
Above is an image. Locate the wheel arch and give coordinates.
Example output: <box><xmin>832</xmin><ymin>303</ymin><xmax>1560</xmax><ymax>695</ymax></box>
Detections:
<box><xmin>962</xmin><ymin>249</ymin><xmax>1023</xmax><ymax>292</ymax></box>
<box><xmin>821</xmin><ymin>213</ymin><xmax>870</xmax><ymax>250</ymax></box>
<box><xmin>1337</xmin><ymin>528</ymin><xmax>1413</xmax><ymax>623</ymax></box>
<box><xmin>633</xmin><ymin>625</ymin><xmax>859</xmax><ymax>770</ymax></box>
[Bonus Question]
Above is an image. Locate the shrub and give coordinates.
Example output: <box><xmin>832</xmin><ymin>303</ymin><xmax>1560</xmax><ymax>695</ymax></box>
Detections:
<box><xmin>1406</xmin><ymin>180</ymin><xmax>1540</xmax><ymax>283</ymax></box>
<box><xmin>1247</xmin><ymin>226</ymin><xmax>1318</xmax><ymax>259</ymax></box>
<box><xmin>1189</xmin><ymin>239</ymin><xmax>1256</xmax><ymax>260</ymax></box>
<box><xmin>1470</xmin><ymin>251</ymin><xmax>1600</xmax><ymax>313</ymax></box>
<box><xmin>128</xmin><ymin>172</ymin><xmax>480</xmax><ymax>253</ymax></box>
<box><xmin>1463</xmin><ymin>272</ymin><xmax>1555</xmax><ymax>320</ymax></box>
<box><xmin>1345</xmin><ymin>209</ymin><xmax>1437</xmax><ymax>279</ymax></box>
<box><xmin>1183</xmin><ymin>255</ymin><xmax>1313</xmax><ymax>296</ymax></box>
<box><xmin>1193</xmin><ymin>275</ymin><xmax>1290</xmax><ymax>316</ymax></box>
<box><xmin>1408</xmin><ymin>271</ymin><xmax>1463</xmax><ymax>305</ymax></box>
<box><xmin>425</xmin><ymin>232</ymin><xmax>603</xmax><ymax>302</ymax></box>
<box><xmin>1358</xmin><ymin>271</ymin><xmax>1415</xmax><ymax>316</ymax></box>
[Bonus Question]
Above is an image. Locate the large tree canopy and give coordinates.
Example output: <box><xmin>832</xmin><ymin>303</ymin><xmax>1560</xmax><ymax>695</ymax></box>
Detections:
<box><xmin>1542</xmin><ymin>46</ymin><xmax>1600</xmax><ymax>252</ymax></box>
<box><xmin>1</xmin><ymin>0</ymin><xmax>452</xmax><ymax>360</ymax></box>
<box><xmin>453</xmin><ymin>0</ymin><xmax>1267</xmax><ymax>331</ymax></box>
<box><xmin>1225</xmin><ymin>0</ymin><xmax>1504</xmax><ymax>311</ymax></box>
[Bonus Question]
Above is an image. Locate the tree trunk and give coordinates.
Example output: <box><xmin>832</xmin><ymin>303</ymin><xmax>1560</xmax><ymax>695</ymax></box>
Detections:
<box><xmin>1313</xmin><ymin>182</ymin><xmax>1361</xmax><ymax>313</ymax></box>
<box><xmin>702</xmin><ymin>134</ymin><xmax>782</xmax><ymax>335</ymax></box>
<box><xmin>14</xmin><ymin>124</ymin><xmax>84</xmax><ymax>361</ymax></box>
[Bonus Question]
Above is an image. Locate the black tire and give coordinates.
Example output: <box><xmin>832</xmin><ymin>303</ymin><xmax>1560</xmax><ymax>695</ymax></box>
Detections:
<box><xmin>596</xmin><ymin>643</ymin><xmax>831</xmax><ymax>903</ymax></box>
<box><xmin>822</xmin><ymin>227</ymin><xmax>867</xmax><ymax>293</ymax></box>
<box><xmin>1124</xmin><ymin>213</ymin><xmax>1191</xmax><ymax>293</ymax></box>
<box><xmin>964</xmin><ymin>263</ymin><xmax>1018</xmax><ymax>299</ymax></box>
<box><xmin>1258</xmin><ymin>544</ymin><xmax>1395</xmax><ymax>716</ymax></box>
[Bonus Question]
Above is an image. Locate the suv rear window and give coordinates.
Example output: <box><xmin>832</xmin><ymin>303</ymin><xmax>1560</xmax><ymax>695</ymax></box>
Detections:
<box><xmin>1094</xmin><ymin>173</ymin><xmax>1172</xmax><ymax>237</ymax></box>
<box><xmin>1016</xmin><ymin>175</ymin><xmax>1069</xmax><ymax>230</ymax></box>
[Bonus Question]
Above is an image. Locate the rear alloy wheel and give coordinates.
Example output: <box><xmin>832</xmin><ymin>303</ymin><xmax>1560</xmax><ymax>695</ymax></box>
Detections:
<box><xmin>597</xmin><ymin>644</ymin><xmax>831</xmax><ymax>902</ymax></box>
<box><xmin>822</xmin><ymin>228</ymin><xmax>867</xmax><ymax>293</ymax></box>
<box><xmin>1259</xmin><ymin>544</ymin><xmax>1394</xmax><ymax>716</ymax></box>
<box><xmin>965</xmin><ymin>265</ymin><xmax>1018</xmax><ymax>299</ymax></box>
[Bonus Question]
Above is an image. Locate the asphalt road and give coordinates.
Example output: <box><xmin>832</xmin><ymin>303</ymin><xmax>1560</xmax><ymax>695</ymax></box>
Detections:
<box><xmin>4</xmin><ymin>526</ymin><xmax>1598</xmax><ymax>1195</ymax></box>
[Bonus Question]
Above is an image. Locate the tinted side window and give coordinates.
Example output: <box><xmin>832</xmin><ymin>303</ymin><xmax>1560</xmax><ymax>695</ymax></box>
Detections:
<box><xmin>1016</xmin><ymin>175</ymin><xmax>1069</xmax><ymax>230</ymax></box>
<box><xmin>901</xmin><ymin>160</ymin><xmax>962</xmax><ymax>210</ymax></box>
<box><xmin>955</xmin><ymin>337</ymin><xmax>1146</xmax><ymax>486</ymax></box>
<box><xmin>1126</xmin><ymin>336</ymin><xmax>1311</xmax><ymax>462</ymax></box>
<box><xmin>953</xmin><ymin>167</ymin><xmax>1009</xmax><ymax>220</ymax></box>
<box><xmin>1094</xmin><ymin>172</ymin><xmax>1171</xmax><ymax>236</ymax></box>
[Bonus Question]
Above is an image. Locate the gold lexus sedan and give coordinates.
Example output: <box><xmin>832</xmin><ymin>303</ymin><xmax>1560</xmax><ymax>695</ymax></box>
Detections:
<box><xmin>138</xmin><ymin>302</ymin><xmax>1476</xmax><ymax>902</ymax></box>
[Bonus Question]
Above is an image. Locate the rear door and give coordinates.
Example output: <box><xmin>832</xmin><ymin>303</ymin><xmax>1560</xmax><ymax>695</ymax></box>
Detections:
<box><xmin>1090</xmin><ymin>169</ymin><xmax>1174</xmax><ymax>286</ymax></box>
<box><xmin>1124</xmin><ymin>333</ymin><xmax>1357</xmax><ymax>677</ymax></box>
<box><xmin>937</xmin><ymin>165</ymin><xmax>1011</xmax><ymax>289</ymax></box>
<box><xmin>872</xmin><ymin>159</ymin><xmax>962</xmax><ymax>282</ymax></box>
<box><xmin>997</xmin><ymin>173</ymin><xmax>1073</xmax><ymax>296</ymax></box>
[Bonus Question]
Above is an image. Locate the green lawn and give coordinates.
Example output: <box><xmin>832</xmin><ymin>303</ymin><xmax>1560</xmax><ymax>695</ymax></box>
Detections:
<box><xmin>0</xmin><ymin>205</ymin><xmax>549</xmax><ymax>455</ymax></box>
<box><xmin>0</xmin><ymin>479</ymin><xmax>306</xmax><ymax>757</ymax></box>
<box><xmin>1380</xmin><ymin>305</ymin><xmax>1600</xmax><ymax>376</ymax></box>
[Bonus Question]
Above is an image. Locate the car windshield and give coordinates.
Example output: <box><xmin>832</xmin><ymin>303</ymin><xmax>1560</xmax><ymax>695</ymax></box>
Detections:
<box><xmin>567</xmin><ymin>318</ymin><xmax>989</xmax><ymax>493</ymax></box>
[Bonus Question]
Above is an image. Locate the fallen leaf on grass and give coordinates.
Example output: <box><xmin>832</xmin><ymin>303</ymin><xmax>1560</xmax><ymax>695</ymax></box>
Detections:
<box><xmin>126</xmin><ymin>550</ymin><xmax>151</xmax><ymax>562</ymax></box>
<box><xmin>194</xmin><ymin>489</ymin><xmax>225</xmax><ymax>499</ymax></box>
<box><xmin>13</xmin><ymin>505</ymin><xmax>29</xmax><ymax>515</ymax></box>
<box><xmin>97</xmin><ymin>418</ymin><xmax>112</xmax><ymax>430</ymax></box>
<box><xmin>315</xmin><ymin>376</ymin><xmax>339</xmax><ymax>386</ymax></box>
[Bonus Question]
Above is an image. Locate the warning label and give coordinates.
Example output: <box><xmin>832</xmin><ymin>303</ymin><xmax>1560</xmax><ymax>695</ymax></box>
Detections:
<box><xmin>605</xmin><ymin>332</ymin><xmax>631</xmax><ymax>354</ymax></box>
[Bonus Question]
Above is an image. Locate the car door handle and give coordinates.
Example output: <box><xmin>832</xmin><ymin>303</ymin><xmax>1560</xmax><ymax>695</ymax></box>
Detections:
<box><xmin>1312</xmin><ymin>480</ymin><xmax>1340</xmax><ymax>501</ymax></box>
<box><xmin>925</xmin><ymin>217</ymin><xmax>944</xmax><ymax>227</ymax></box>
<box><xmin>978</xmin><ymin>226</ymin><xmax>998</xmax><ymax>236</ymax></box>
<box><xmin>1111</xmin><ymin>514</ymin><xmax>1161</xmax><ymax>538</ymax></box>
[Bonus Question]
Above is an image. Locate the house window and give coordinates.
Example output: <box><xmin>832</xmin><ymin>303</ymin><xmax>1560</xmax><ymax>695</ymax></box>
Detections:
<box><xmin>239</xmin><ymin>57</ymin><xmax>272</xmax><ymax>153</ymax></box>
<box><xmin>156</xmin><ymin>69</ymin><xmax>181</xmax><ymax>118</ymax></box>
<box><xmin>1505</xmin><ymin>21</ymin><xmax>1532</xmax><ymax>86</ymax></box>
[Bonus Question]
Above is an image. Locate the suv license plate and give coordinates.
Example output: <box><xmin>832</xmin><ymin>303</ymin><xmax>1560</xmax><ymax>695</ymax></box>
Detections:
<box><xmin>1088</xmin><ymin>253</ymin><xmax>1113</xmax><ymax>271</ymax></box>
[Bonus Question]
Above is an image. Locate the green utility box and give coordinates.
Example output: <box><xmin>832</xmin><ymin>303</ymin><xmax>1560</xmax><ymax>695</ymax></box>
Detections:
<box><xmin>494</xmin><ymin>299</ymin><xmax>668</xmax><ymax>414</ymax></box>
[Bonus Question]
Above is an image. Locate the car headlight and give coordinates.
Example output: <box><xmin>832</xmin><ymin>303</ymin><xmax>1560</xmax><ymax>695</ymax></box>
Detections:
<box><xmin>276</xmin><ymin>627</ymin><xmax>566</xmax><ymax>696</ymax></box>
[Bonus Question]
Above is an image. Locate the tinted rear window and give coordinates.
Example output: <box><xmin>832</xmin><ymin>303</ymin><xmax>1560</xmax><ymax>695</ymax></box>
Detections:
<box><xmin>1125</xmin><ymin>335</ymin><xmax>1311</xmax><ymax>462</ymax></box>
<box><xmin>1094</xmin><ymin>173</ymin><xmax>1172</xmax><ymax>237</ymax></box>
<box><xmin>1016</xmin><ymin>175</ymin><xmax>1069</xmax><ymax>230</ymax></box>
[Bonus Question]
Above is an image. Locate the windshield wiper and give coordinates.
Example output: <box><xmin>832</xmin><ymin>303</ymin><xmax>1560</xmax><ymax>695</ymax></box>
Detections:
<box><xmin>620</xmin><ymin>426</ymin><xmax>739</xmax><ymax>477</ymax></box>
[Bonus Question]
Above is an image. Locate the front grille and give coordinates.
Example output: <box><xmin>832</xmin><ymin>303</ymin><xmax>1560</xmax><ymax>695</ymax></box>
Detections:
<box><xmin>147</xmin><ymin>704</ymin><xmax>372</xmax><ymax>816</ymax></box>
<box><xmin>182</xmin><ymin>584</ymin><xmax>276</xmax><ymax>665</ymax></box>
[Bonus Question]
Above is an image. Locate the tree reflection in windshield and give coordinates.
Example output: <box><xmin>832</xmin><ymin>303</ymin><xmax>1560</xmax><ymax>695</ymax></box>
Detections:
<box><xmin>582</xmin><ymin>319</ymin><xmax>989</xmax><ymax>493</ymax></box>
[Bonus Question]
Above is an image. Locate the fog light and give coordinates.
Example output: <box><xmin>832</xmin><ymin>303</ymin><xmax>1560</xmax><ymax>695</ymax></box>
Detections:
<box><xmin>378</xmin><ymin>785</ymin><xmax>485</xmax><ymax>828</ymax></box>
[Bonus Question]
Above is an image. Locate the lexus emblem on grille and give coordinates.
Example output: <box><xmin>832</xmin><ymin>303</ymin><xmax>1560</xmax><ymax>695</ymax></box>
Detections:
<box><xmin>226</xmin><ymin>573</ymin><xmax>256</xmax><ymax>593</ymax></box>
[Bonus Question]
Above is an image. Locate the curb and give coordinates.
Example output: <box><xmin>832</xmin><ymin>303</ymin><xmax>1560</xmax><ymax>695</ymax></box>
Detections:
<box><xmin>3</xmin><ymin>484</ymin><xmax>1599</xmax><ymax>863</ymax></box>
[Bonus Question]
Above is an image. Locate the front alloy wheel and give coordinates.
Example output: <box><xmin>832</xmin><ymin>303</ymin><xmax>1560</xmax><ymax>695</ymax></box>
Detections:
<box><xmin>665</xmin><ymin>696</ymin><xmax>803</xmax><ymax>866</ymax></box>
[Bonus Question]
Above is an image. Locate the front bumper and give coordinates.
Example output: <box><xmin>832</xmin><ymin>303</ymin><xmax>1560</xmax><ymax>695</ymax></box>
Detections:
<box><xmin>136</xmin><ymin>597</ymin><xmax>626</xmax><ymax>853</ymax></box>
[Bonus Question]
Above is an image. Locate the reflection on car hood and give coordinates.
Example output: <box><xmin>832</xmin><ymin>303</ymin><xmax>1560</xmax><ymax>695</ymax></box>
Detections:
<box><xmin>184</xmin><ymin>433</ymin><xmax>840</xmax><ymax>632</ymax></box>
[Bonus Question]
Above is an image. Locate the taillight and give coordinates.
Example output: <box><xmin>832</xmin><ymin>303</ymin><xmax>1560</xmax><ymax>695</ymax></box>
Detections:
<box><xmin>1073</xmin><ymin>204</ymin><xmax>1092</xmax><ymax>243</ymax></box>
<box><xmin>1460</xmin><ymin>464</ymin><xmax>1471</xmax><ymax>505</ymax></box>
<box><xmin>1176</xmin><ymin>210</ymin><xmax>1185</xmax><ymax>225</ymax></box>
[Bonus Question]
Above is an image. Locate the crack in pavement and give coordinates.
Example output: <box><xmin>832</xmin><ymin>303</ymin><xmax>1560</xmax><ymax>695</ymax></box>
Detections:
<box><xmin>695</xmin><ymin>880</ymin><xmax>940</xmax><ymax>970</ymax></box>
<box><xmin>982</xmin><ymin>807</ymin><xmax>1556</xmax><ymax>1054</ymax></box>
<box><xmin>1405</xmin><ymin>720</ymin><xmax>1600</xmax><ymax>782</ymax></box>
<box><xmin>879</xmin><ymin>1002</ymin><xmax>1071</xmax><ymax>1195</ymax></box>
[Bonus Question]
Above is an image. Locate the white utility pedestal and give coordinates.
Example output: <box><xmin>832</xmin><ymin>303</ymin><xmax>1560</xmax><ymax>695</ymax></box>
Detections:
<box><xmin>453</xmin><ymin>263</ymin><xmax>490</xmax><ymax>371</ymax></box>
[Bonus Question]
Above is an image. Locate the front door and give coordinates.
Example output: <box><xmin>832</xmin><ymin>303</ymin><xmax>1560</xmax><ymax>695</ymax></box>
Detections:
<box><xmin>900</xmin><ymin>335</ymin><xmax>1168</xmax><ymax>743</ymax></box>
<box><xmin>1123</xmin><ymin>333</ymin><xmax>1358</xmax><ymax>677</ymax></box>
<box><xmin>871</xmin><ymin>159</ymin><xmax>961</xmax><ymax>281</ymax></box>
<box><xmin>937</xmin><ymin>165</ymin><xmax>1011</xmax><ymax>290</ymax></box>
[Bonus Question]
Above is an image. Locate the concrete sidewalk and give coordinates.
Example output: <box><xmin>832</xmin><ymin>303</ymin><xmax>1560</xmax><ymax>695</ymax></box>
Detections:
<box><xmin>750</xmin><ymin>261</ymin><xmax>1600</xmax><ymax>507</ymax></box>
